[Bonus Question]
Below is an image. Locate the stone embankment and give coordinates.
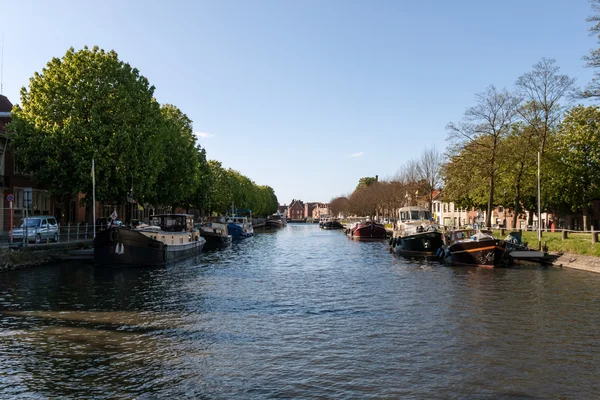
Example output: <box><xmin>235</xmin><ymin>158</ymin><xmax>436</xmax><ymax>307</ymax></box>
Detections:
<box><xmin>0</xmin><ymin>241</ymin><xmax>92</xmax><ymax>272</ymax></box>
<box><xmin>550</xmin><ymin>252</ymin><xmax>600</xmax><ymax>274</ymax></box>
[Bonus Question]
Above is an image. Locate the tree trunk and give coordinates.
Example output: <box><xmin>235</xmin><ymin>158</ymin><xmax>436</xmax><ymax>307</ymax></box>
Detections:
<box><xmin>486</xmin><ymin>174</ymin><xmax>494</xmax><ymax>228</ymax></box>
<box><xmin>583</xmin><ymin>203</ymin><xmax>590</xmax><ymax>231</ymax></box>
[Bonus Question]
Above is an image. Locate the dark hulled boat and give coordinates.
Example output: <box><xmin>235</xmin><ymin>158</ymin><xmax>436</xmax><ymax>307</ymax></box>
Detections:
<box><xmin>200</xmin><ymin>221</ymin><xmax>232</xmax><ymax>251</ymax></box>
<box><xmin>393</xmin><ymin>230</ymin><xmax>445</xmax><ymax>258</ymax></box>
<box><xmin>321</xmin><ymin>218</ymin><xmax>344</xmax><ymax>230</ymax></box>
<box><xmin>265</xmin><ymin>213</ymin><xmax>287</xmax><ymax>229</ymax></box>
<box><xmin>94</xmin><ymin>214</ymin><xmax>205</xmax><ymax>267</ymax></box>
<box><xmin>441</xmin><ymin>230</ymin><xmax>508</xmax><ymax>268</ymax></box>
<box><xmin>347</xmin><ymin>221</ymin><xmax>388</xmax><ymax>240</ymax></box>
<box><xmin>391</xmin><ymin>206</ymin><xmax>443</xmax><ymax>258</ymax></box>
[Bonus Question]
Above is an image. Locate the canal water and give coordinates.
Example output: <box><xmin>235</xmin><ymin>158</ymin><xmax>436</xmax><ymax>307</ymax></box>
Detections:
<box><xmin>1</xmin><ymin>223</ymin><xmax>599</xmax><ymax>399</ymax></box>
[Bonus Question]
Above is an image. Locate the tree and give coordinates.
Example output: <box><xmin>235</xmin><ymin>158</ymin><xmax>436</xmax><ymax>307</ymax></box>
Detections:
<box><xmin>546</xmin><ymin>105</ymin><xmax>600</xmax><ymax>230</ymax></box>
<box><xmin>186</xmin><ymin>144</ymin><xmax>211</xmax><ymax>214</ymax></box>
<box><xmin>494</xmin><ymin>123</ymin><xmax>538</xmax><ymax>228</ymax></box>
<box><xmin>441</xmin><ymin>139</ymin><xmax>490</xmax><ymax>211</ymax></box>
<box><xmin>206</xmin><ymin>160</ymin><xmax>232</xmax><ymax>214</ymax></box>
<box><xmin>330</xmin><ymin>196</ymin><xmax>350</xmax><ymax>217</ymax></box>
<box><xmin>583</xmin><ymin>0</ymin><xmax>600</xmax><ymax>99</ymax></box>
<box><xmin>154</xmin><ymin>104</ymin><xmax>199</xmax><ymax>211</ymax></box>
<box><xmin>393</xmin><ymin>159</ymin><xmax>422</xmax><ymax>206</ymax></box>
<box><xmin>355</xmin><ymin>176</ymin><xmax>378</xmax><ymax>192</ymax></box>
<box><xmin>9</xmin><ymin>46</ymin><xmax>163</xmax><ymax>212</ymax></box>
<box><xmin>516</xmin><ymin>58</ymin><xmax>576</xmax><ymax>155</ymax></box>
<box><xmin>417</xmin><ymin>147</ymin><xmax>443</xmax><ymax>212</ymax></box>
<box><xmin>446</xmin><ymin>85</ymin><xmax>521</xmax><ymax>227</ymax></box>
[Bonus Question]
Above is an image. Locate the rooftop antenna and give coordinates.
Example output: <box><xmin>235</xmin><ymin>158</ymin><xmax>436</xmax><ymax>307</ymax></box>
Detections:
<box><xmin>1</xmin><ymin>33</ymin><xmax>4</xmax><ymax>94</ymax></box>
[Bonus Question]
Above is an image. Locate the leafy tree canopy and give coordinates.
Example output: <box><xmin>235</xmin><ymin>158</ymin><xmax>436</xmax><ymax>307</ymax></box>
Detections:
<box><xmin>10</xmin><ymin>46</ymin><xmax>163</xmax><ymax>205</ymax></box>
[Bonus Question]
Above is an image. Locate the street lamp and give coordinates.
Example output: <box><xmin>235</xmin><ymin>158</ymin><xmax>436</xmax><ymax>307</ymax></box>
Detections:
<box><xmin>127</xmin><ymin>187</ymin><xmax>134</xmax><ymax>226</ymax></box>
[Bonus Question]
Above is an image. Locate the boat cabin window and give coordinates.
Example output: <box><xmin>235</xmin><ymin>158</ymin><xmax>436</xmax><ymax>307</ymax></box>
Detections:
<box><xmin>400</xmin><ymin>210</ymin><xmax>431</xmax><ymax>222</ymax></box>
<box><xmin>150</xmin><ymin>215</ymin><xmax>187</xmax><ymax>232</ymax></box>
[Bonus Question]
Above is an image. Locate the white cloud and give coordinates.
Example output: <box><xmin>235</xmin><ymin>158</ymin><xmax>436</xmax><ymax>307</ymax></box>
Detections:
<box><xmin>194</xmin><ymin>131</ymin><xmax>215</xmax><ymax>139</ymax></box>
<box><xmin>350</xmin><ymin>152</ymin><xmax>364</xmax><ymax>158</ymax></box>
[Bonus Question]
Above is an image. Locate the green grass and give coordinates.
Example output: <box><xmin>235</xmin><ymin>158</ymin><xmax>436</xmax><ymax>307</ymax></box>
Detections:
<box><xmin>494</xmin><ymin>230</ymin><xmax>600</xmax><ymax>257</ymax></box>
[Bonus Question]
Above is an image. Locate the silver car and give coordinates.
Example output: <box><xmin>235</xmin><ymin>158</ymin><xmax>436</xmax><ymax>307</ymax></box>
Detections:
<box><xmin>11</xmin><ymin>216</ymin><xmax>59</xmax><ymax>243</ymax></box>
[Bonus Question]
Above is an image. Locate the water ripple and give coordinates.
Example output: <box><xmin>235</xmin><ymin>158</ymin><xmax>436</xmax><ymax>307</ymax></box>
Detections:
<box><xmin>1</xmin><ymin>224</ymin><xmax>600</xmax><ymax>398</ymax></box>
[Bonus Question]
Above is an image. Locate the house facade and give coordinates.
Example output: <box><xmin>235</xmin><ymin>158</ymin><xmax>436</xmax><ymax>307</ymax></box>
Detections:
<box><xmin>431</xmin><ymin>191</ymin><xmax>469</xmax><ymax>228</ymax></box>
<box><xmin>277</xmin><ymin>204</ymin><xmax>288</xmax><ymax>219</ymax></box>
<box><xmin>313</xmin><ymin>202</ymin><xmax>330</xmax><ymax>219</ymax></box>
<box><xmin>288</xmin><ymin>199</ymin><xmax>305</xmax><ymax>221</ymax></box>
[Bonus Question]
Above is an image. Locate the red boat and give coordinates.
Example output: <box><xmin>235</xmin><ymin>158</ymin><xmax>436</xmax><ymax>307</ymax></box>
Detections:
<box><xmin>347</xmin><ymin>221</ymin><xmax>388</xmax><ymax>240</ymax></box>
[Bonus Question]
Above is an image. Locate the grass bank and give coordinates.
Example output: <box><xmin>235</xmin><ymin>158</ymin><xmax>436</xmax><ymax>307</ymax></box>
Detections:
<box><xmin>495</xmin><ymin>230</ymin><xmax>600</xmax><ymax>257</ymax></box>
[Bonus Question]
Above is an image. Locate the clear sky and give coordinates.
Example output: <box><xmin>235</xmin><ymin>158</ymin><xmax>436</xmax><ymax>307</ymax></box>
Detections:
<box><xmin>1</xmin><ymin>0</ymin><xmax>596</xmax><ymax>205</ymax></box>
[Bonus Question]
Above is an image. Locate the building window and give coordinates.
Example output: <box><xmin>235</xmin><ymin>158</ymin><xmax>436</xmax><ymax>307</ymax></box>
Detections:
<box><xmin>14</xmin><ymin>188</ymin><xmax>23</xmax><ymax>209</ymax></box>
<box><xmin>443</xmin><ymin>204</ymin><xmax>447</xmax><ymax>212</ymax></box>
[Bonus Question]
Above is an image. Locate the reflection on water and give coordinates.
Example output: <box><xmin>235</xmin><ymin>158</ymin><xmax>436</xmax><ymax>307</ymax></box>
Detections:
<box><xmin>1</xmin><ymin>223</ymin><xmax>600</xmax><ymax>398</ymax></box>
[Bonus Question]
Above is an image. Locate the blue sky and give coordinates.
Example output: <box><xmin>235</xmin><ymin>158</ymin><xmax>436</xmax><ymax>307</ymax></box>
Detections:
<box><xmin>1</xmin><ymin>0</ymin><xmax>596</xmax><ymax>205</ymax></box>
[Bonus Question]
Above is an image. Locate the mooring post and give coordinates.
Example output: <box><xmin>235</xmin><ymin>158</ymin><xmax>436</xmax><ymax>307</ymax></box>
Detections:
<box><xmin>562</xmin><ymin>229</ymin><xmax>568</xmax><ymax>240</ymax></box>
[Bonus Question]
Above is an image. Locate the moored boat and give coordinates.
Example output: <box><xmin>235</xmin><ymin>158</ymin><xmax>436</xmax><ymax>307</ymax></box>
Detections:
<box><xmin>94</xmin><ymin>214</ymin><xmax>205</xmax><ymax>267</ymax></box>
<box><xmin>392</xmin><ymin>230</ymin><xmax>445</xmax><ymax>259</ymax></box>
<box><xmin>227</xmin><ymin>216</ymin><xmax>254</xmax><ymax>240</ymax></box>
<box><xmin>346</xmin><ymin>221</ymin><xmax>388</xmax><ymax>240</ymax></box>
<box><xmin>391</xmin><ymin>206</ymin><xmax>444</xmax><ymax>258</ymax></box>
<box><xmin>321</xmin><ymin>218</ymin><xmax>344</xmax><ymax>230</ymax></box>
<box><xmin>265</xmin><ymin>213</ymin><xmax>287</xmax><ymax>229</ymax></box>
<box><xmin>199</xmin><ymin>220</ymin><xmax>232</xmax><ymax>251</ymax></box>
<box><xmin>439</xmin><ymin>229</ymin><xmax>508</xmax><ymax>268</ymax></box>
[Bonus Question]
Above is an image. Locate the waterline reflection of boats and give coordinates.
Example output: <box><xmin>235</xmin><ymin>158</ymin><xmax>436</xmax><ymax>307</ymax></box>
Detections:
<box><xmin>94</xmin><ymin>214</ymin><xmax>205</xmax><ymax>267</ymax></box>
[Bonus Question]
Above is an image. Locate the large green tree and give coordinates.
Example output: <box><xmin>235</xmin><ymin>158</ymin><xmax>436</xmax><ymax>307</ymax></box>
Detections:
<box><xmin>206</xmin><ymin>160</ymin><xmax>232</xmax><ymax>214</ymax></box>
<box><xmin>186</xmin><ymin>145</ymin><xmax>211</xmax><ymax>214</ymax></box>
<box><xmin>9</xmin><ymin>46</ymin><xmax>163</xmax><ymax>209</ymax></box>
<box><xmin>545</xmin><ymin>105</ymin><xmax>600</xmax><ymax>229</ymax></box>
<box><xmin>494</xmin><ymin>123</ymin><xmax>538</xmax><ymax>228</ymax></box>
<box><xmin>584</xmin><ymin>0</ymin><xmax>600</xmax><ymax>99</ymax></box>
<box><xmin>442</xmin><ymin>138</ymin><xmax>491</xmax><ymax>211</ymax></box>
<box><xmin>446</xmin><ymin>85</ymin><xmax>521</xmax><ymax>227</ymax></box>
<box><xmin>154</xmin><ymin>104</ymin><xmax>199</xmax><ymax>210</ymax></box>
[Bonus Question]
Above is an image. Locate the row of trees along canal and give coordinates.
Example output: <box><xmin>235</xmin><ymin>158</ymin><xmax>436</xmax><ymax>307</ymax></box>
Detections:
<box><xmin>331</xmin><ymin>3</ymin><xmax>600</xmax><ymax>232</ymax></box>
<box><xmin>8</xmin><ymin>46</ymin><xmax>279</xmax><ymax>219</ymax></box>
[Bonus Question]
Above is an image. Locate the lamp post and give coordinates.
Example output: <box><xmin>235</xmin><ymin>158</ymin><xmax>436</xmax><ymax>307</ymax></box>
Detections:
<box><xmin>127</xmin><ymin>188</ymin><xmax>134</xmax><ymax>226</ymax></box>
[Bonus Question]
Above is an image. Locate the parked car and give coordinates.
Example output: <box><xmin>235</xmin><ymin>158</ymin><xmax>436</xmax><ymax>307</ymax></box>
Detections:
<box><xmin>11</xmin><ymin>216</ymin><xmax>59</xmax><ymax>244</ymax></box>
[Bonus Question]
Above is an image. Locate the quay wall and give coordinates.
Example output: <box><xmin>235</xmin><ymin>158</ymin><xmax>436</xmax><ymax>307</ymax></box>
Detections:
<box><xmin>0</xmin><ymin>241</ymin><xmax>92</xmax><ymax>272</ymax></box>
<box><xmin>550</xmin><ymin>252</ymin><xmax>600</xmax><ymax>274</ymax></box>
